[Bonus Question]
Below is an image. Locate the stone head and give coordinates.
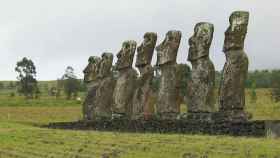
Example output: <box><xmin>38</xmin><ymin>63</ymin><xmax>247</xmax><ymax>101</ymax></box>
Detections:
<box><xmin>136</xmin><ymin>32</ymin><xmax>157</xmax><ymax>67</ymax></box>
<box><xmin>156</xmin><ymin>30</ymin><xmax>181</xmax><ymax>66</ymax></box>
<box><xmin>223</xmin><ymin>11</ymin><xmax>249</xmax><ymax>52</ymax></box>
<box><xmin>98</xmin><ymin>52</ymin><xmax>113</xmax><ymax>78</ymax></box>
<box><xmin>116</xmin><ymin>40</ymin><xmax>137</xmax><ymax>70</ymax></box>
<box><xmin>83</xmin><ymin>56</ymin><xmax>101</xmax><ymax>83</ymax></box>
<box><xmin>188</xmin><ymin>22</ymin><xmax>214</xmax><ymax>61</ymax></box>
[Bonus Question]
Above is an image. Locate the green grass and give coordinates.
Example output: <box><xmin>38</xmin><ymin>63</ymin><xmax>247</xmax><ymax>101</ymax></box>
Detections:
<box><xmin>245</xmin><ymin>89</ymin><xmax>280</xmax><ymax>120</ymax></box>
<box><xmin>0</xmin><ymin>95</ymin><xmax>81</xmax><ymax>107</ymax></box>
<box><xmin>0</xmin><ymin>89</ymin><xmax>280</xmax><ymax>158</ymax></box>
<box><xmin>0</xmin><ymin>89</ymin><xmax>84</xmax><ymax>107</ymax></box>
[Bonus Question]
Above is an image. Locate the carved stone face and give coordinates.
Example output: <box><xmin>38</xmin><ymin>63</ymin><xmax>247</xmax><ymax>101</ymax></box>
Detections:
<box><xmin>83</xmin><ymin>56</ymin><xmax>101</xmax><ymax>83</ymax></box>
<box><xmin>188</xmin><ymin>22</ymin><xmax>214</xmax><ymax>61</ymax></box>
<box><xmin>116</xmin><ymin>40</ymin><xmax>137</xmax><ymax>70</ymax></box>
<box><xmin>223</xmin><ymin>11</ymin><xmax>249</xmax><ymax>52</ymax></box>
<box><xmin>156</xmin><ymin>30</ymin><xmax>181</xmax><ymax>66</ymax></box>
<box><xmin>98</xmin><ymin>52</ymin><xmax>113</xmax><ymax>78</ymax></box>
<box><xmin>136</xmin><ymin>32</ymin><xmax>157</xmax><ymax>67</ymax></box>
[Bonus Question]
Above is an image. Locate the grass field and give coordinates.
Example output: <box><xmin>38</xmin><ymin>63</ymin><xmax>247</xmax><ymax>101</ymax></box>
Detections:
<box><xmin>0</xmin><ymin>89</ymin><xmax>280</xmax><ymax>158</ymax></box>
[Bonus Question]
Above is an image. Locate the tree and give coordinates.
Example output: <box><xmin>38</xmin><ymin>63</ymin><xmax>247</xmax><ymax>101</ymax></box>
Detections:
<box><xmin>62</xmin><ymin>66</ymin><xmax>80</xmax><ymax>100</ymax></box>
<box><xmin>56</xmin><ymin>78</ymin><xmax>64</xmax><ymax>99</ymax></box>
<box><xmin>43</xmin><ymin>84</ymin><xmax>49</xmax><ymax>93</ymax></box>
<box><xmin>0</xmin><ymin>82</ymin><xmax>4</xmax><ymax>90</ymax></box>
<box><xmin>8</xmin><ymin>81</ymin><xmax>15</xmax><ymax>89</ymax></box>
<box><xmin>15</xmin><ymin>57</ymin><xmax>39</xmax><ymax>99</ymax></box>
<box><xmin>271</xmin><ymin>70</ymin><xmax>280</xmax><ymax>102</ymax></box>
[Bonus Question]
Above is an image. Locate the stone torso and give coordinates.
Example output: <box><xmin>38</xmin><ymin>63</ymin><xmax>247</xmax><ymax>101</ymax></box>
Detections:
<box><xmin>83</xmin><ymin>81</ymin><xmax>100</xmax><ymax>120</ymax></box>
<box><xmin>113</xmin><ymin>69</ymin><xmax>137</xmax><ymax>115</ymax></box>
<box><xmin>95</xmin><ymin>75</ymin><xmax>115</xmax><ymax>119</ymax></box>
<box><xmin>219</xmin><ymin>50</ymin><xmax>248</xmax><ymax>111</ymax></box>
<box><xmin>188</xmin><ymin>57</ymin><xmax>215</xmax><ymax>112</ymax></box>
<box><xmin>132</xmin><ymin>65</ymin><xmax>154</xmax><ymax>120</ymax></box>
<box><xmin>157</xmin><ymin>64</ymin><xmax>179</xmax><ymax>115</ymax></box>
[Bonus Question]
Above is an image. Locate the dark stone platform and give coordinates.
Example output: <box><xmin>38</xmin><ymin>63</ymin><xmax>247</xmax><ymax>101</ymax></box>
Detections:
<box><xmin>46</xmin><ymin>118</ymin><xmax>268</xmax><ymax>137</ymax></box>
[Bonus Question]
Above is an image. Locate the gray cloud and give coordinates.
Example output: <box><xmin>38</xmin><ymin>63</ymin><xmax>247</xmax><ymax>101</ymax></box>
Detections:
<box><xmin>0</xmin><ymin>0</ymin><xmax>279</xmax><ymax>80</ymax></box>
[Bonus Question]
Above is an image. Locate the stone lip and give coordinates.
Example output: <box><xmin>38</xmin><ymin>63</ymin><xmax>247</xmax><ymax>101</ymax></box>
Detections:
<box><xmin>45</xmin><ymin>118</ymin><xmax>267</xmax><ymax>137</ymax></box>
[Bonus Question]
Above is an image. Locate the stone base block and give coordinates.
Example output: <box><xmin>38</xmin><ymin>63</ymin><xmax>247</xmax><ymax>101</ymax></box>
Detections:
<box><xmin>47</xmin><ymin>119</ymin><xmax>266</xmax><ymax>137</ymax></box>
<box><xmin>186</xmin><ymin>112</ymin><xmax>213</xmax><ymax>122</ymax></box>
<box><xmin>157</xmin><ymin>113</ymin><xmax>179</xmax><ymax>120</ymax></box>
<box><xmin>213</xmin><ymin>110</ymin><xmax>249</xmax><ymax>122</ymax></box>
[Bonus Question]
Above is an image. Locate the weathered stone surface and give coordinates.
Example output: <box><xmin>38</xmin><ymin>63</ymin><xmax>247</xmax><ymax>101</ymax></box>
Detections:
<box><xmin>83</xmin><ymin>56</ymin><xmax>101</xmax><ymax>84</ymax></box>
<box><xmin>98</xmin><ymin>53</ymin><xmax>114</xmax><ymax>79</ymax></box>
<box><xmin>82</xmin><ymin>56</ymin><xmax>101</xmax><ymax>120</ymax></box>
<box><xmin>112</xmin><ymin>40</ymin><xmax>138</xmax><ymax>118</ymax></box>
<box><xmin>135</xmin><ymin>32</ymin><xmax>157</xmax><ymax>67</ymax></box>
<box><xmin>219</xmin><ymin>11</ymin><xmax>250</xmax><ymax>121</ymax></box>
<box><xmin>156</xmin><ymin>31</ymin><xmax>181</xmax><ymax>66</ymax></box>
<box><xmin>94</xmin><ymin>53</ymin><xmax>115</xmax><ymax>120</ymax></box>
<box><xmin>187</xmin><ymin>22</ymin><xmax>215</xmax><ymax>114</ymax></box>
<box><xmin>132</xmin><ymin>32</ymin><xmax>157</xmax><ymax>120</ymax></box>
<box><xmin>223</xmin><ymin>11</ymin><xmax>249</xmax><ymax>52</ymax></box>
<box><xmin>115</xmin><ymin>40</ymin><xmax>137</xmax><ymax>70</ymax></box>
<box><xmin>82</xmin><ymin>85</ymin><xmax>98</xmax><ymax>120</ymax></box>
<box><xmin>175</xmin><ymin>64</ymin><xmax>191</xmax><ymax>112</ymax></box>
<box><xmin>156</xmin><ymin>30</ymin><xmax>182</xmax><ymax>120</ymax></box>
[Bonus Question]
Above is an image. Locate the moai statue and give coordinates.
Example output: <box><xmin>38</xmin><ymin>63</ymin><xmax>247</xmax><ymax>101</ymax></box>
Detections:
<box><xmin>112</xmin><ymin>40</ymin><xmax>138</xmax><ymax>119</ymax></box>
<box><xmin>218</xmin><ymin>11</ymin><xmax>250</xmax><ymax>121</ymax></box>
<box><xmin>156</xmin><ymin>30</ymin><xmax>182</xmax><ymax>120</ymax></box>
<box><xmin>132</xmin><ymin>32</ymin><xmax>157</xmax><ymax>120</ymax></box>
<box><xmin>82</xmin><ymin>56</ymin><xmax>101</xmax><ymax>120</ymax></box>
<box><xmin>187</xmin><ymin>22</ymin><xmax>215</xmax><ymax>121</ymax></box>
<box><xmin>94</xmin><ymin>53</ymin><xmax>115</xmax><ymax>120</ymax></box>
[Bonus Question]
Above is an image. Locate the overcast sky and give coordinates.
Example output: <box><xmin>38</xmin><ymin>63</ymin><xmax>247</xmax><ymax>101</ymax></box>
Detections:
<box><xmin>0</xmin><ymin>0</ymin><xmax>279</xmax><ymax>80</ymax></box>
